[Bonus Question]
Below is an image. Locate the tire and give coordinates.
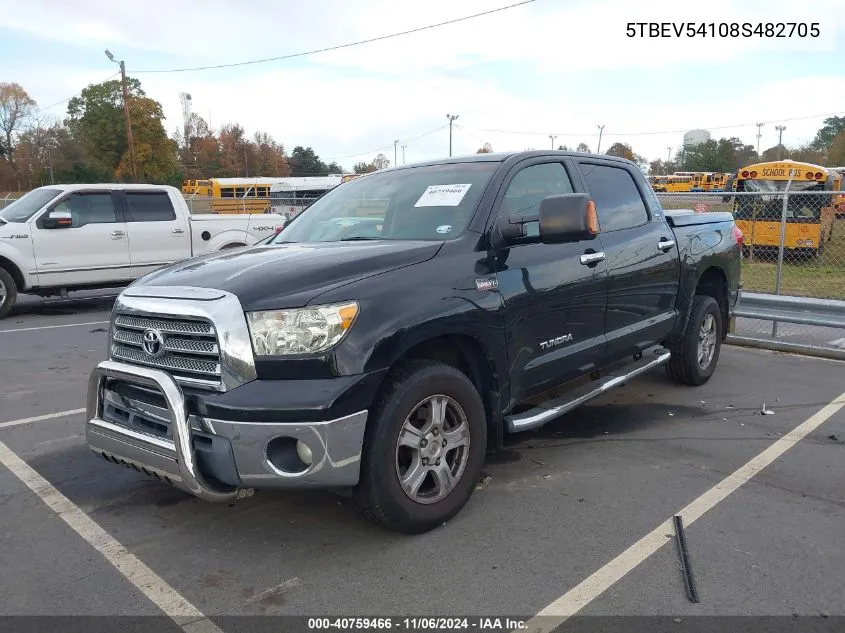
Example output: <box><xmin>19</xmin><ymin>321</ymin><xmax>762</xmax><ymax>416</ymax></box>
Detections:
<box><xmin>353</xmin><ymin>359</ymin><xmax>487</xmax><ymax>534</ymax></box>
<box><xmin>0</xmin><ymin>268</ymin><xmax>18</xmax><ymax>320</ymax></box>
<box><xmin>667</xmin><ymin>295</ymin><xmax>722</xmax><ymax>387</ymax></box>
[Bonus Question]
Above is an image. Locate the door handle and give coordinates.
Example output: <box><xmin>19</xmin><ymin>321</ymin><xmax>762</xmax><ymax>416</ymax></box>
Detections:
<box><xmin>657</xmin><ymin>239</ymin><xmax>676</xmax><ymax>252</ymax></box>
<box><xmin>580</xmin><ymin>251</ymin><xmax>606</xmax><ymax>265</ymax></box>
<box><xmin>110</xmin><ymin>230</ymin><xmax>125</xmax><ymax>239</ymax></box>
<box><xmin>171</xmin><ymin>228</ymin><xmax>185</xmax><ymax>234</ymax></box>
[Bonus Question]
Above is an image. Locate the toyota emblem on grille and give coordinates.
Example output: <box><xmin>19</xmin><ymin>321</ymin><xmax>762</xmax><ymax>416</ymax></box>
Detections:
<box><xmin>142</xmin><ymin>329</ymin><xmax>165</xmax><ymax>357</ymax></box>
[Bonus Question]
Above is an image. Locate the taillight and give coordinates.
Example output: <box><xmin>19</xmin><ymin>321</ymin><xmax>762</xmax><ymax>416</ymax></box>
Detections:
<box><xmin>732</xmin><ymin>224</ymin><xmax>744</xmax><ymax>246</ymax></box>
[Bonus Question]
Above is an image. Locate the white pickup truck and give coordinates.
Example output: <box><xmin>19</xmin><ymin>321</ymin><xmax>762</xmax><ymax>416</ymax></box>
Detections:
<box><xmin>0</xmin><ymin>183</ymin><xmax>285</xmax><ymax>318</ymax></box>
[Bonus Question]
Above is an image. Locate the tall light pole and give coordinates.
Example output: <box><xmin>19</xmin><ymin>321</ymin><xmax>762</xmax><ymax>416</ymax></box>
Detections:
<box><xmin>596</xmin><ymin>124</ymin><xmax>605</xmax><ymax>154</ymax></box>
<box><xmin>446</xmin><ymin>114</ymin><xmax>459</xmax><ymax>157</ymax></box>
<box><xmin>775</xmin><ymin>125</ymin><xmax>786</xmax><ymax>159</ymax></box>
<box><xmin>401</xmin><ymin>144</ymin><xmax>407</xmax><ymax>165</ymax></box>
<box><xmin>755</xmin><ymin>122</ymin><xmax>764</xmax><ymax>158</ymax></box>
<box><xmin>666</xmin><ymin>146</ymin><xmax>673</xmax><ymax>163</ymax></box>
<box><xmin>394</xmin><ymin>139</ymin><xmax>399</xmax><ymax>167</ymax></box>
<box><xmin>550</xmin><ymin>134</ymin><xmax>558</xmax><ymax>149</ymax></box>
<box><xmin>105</xmin><ymin>49</ymin><xmax>137</xmax><ymax>183</ymax></box>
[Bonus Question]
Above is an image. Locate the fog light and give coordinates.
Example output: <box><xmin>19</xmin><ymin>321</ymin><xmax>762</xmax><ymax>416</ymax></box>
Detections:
<box><xmin>296</xmin><ymin>440</ymin><xmax>313</xmax><ymax>466</ymax></box>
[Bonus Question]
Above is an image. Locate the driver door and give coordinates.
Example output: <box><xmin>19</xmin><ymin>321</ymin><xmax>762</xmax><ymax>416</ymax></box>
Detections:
<box><xmin>32</xmin><ymin>190</ymin><xmax>131</xmax><ymax>287</ymax></box>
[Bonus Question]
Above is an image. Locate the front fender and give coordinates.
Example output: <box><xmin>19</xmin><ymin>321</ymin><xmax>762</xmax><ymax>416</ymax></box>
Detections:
<box><xmin>0</xmin><ymin>240</ymin><xmax>36</xmax><ymax>290</ymax></box>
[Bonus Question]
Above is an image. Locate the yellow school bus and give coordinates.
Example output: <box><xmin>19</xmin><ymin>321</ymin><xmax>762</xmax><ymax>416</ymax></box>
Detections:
<box><xmin>725</xmin><ymin>160</ymin><xmax>842</xmax><ymax>256</ymax></box>
<box><xmin>181</xmin><ymin>179</ymin><xmax>211</xmax><ymax>196</ymax></box>
<box><xmin>206</xmin><ymin>177</ymin><xmax>286</xmax><ymax>214</ymax></box>
<box><xmin>659</xmin><ymin>174</ymin><xmax>694</xmax><ymax>192</ymax></box>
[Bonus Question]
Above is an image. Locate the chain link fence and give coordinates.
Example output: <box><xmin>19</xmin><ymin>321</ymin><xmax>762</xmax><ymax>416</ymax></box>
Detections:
<box><xmin>657</xmin><ymin>191</ymin><xmax>845</xmax><ymax>355</ymax></box>
<box><xmin>0</xmin><ymin>192</ymin><xmax>25</xmax><ymax>210</ymax></box>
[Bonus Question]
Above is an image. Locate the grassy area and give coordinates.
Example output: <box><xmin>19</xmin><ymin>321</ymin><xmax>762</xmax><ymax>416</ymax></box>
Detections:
<box><xmin>740</xmin><ymin>220</ymin><xmax>845</xmax><ymax>300</ymax></box>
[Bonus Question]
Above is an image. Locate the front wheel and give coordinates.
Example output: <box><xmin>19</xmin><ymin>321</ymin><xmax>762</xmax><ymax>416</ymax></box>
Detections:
<box><xmin>354</xmin><ymin>359</ymin><xmax>487</xmax><ymax>534</ymax></box>
<box><xmin>0</xmin><ymin>268</ymin><xmax>18</xmax><ymax>319</ymax></box>
<box><xmin>667</xmin><ymin>295</ymin><xmax>723</xmax><ymax>386</ymax></box>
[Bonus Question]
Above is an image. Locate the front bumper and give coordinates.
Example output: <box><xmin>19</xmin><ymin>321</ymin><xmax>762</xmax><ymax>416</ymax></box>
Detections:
<box><xmin>86</xmin><ymin>360</ymin><xmax>369</xmax><ymax>502</ymax></box>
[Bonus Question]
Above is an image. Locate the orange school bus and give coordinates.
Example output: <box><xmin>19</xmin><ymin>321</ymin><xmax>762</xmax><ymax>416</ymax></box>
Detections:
<box><xmin>724</xmin><ymin>160</ymin><xmax>841</xmax><ymax>257</ymax></box>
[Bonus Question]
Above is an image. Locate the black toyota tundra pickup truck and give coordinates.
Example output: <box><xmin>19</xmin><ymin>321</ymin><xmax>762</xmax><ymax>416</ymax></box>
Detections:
<box><xmin>86</xmin><ymin>151</ymin><xmax>742</xmax><ymax>533</ymax></box>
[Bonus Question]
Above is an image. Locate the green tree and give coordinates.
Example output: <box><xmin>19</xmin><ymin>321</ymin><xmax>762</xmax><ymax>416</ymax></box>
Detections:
<box><xmin>576</xmin><ymin>142</ymin><xmax>590</xmax><ymax>153</ymax></box>
<box><xmin>66</xmin><ymin>78</ymin><xmax>144</xmax><ymax>178</ymax></box>
<box><xmin>604</xmin><ymin>142</ymin><xmax>634</xmax><ymax>160</ymax></box>
<box><xmin>353</xmin><ymin>161</ymin><xmax>378</xmax><ymax>174</ymax></box>
<box><xmin>810</xmin><ymin>116</ymin><xmax>845</xmax><ymax>151</ymax></box>
<box><xmin>116</xmin><ymin>96</ymin><xmax>179</xmax><ymax>184</ymax></box>
<box><xmin>828</xmin><ymin>130</ymin><xmax>845</xmax><ymax>166</ymax></box>
<box><xmin>289</xmin><ymin>146</ymin><xmax>331</xmax><ymax>176</ymax></box>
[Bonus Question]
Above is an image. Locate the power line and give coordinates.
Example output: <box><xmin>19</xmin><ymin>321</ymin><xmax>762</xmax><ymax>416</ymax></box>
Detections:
<box><xmin>39</xmin><ymin>72</ymin><xmax>121</xmax><ymax>111</ymax></box>
<box><xmin>322</xmin><ymin>125</ymin><xmax>448</xmax><ymax>161</ymax></box>
<box><xmin>455</xmin><ymin>110</ymin><xmax>845</xmax><ymax>138</ymax></box>
<box><xmin>130</xmin><ymin>0</ymin><xmax>538</xmax><ymax>74</ymax></box>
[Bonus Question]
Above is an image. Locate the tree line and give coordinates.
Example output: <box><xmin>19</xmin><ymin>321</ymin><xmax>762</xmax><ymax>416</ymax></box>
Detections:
<box><xmin>3</xmin><ymin>76</ymin><xmax>843</xmax><ymax>192</ymax></box>
<box><xmin>0</xmin><ymin>78</ymin><xmax>388</xmax><ymax>192</ymax></box>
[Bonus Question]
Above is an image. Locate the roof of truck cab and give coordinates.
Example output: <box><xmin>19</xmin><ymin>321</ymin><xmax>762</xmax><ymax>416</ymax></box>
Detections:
<box><xmin>39</xmin><ymin>183</ymin><xmax>178</xmax><ymax>192</ymax></box>
<box><xmin>379</xmin><ymin>150</ymin><xmax>639</xmax><ymax>171</ymax></box>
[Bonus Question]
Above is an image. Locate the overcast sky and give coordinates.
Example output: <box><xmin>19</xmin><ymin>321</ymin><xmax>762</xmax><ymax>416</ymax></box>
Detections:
<box><xmin>1</xmin><ymin>0</ymin><xmax>843</xmax><ymax>170</ymax></box>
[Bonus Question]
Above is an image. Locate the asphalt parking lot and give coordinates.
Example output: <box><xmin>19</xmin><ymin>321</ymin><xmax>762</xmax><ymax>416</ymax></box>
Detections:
<box><xmin>1</xmin><ymin>294</ymin><xmax>844</xmax><ymax>632</ymax></box>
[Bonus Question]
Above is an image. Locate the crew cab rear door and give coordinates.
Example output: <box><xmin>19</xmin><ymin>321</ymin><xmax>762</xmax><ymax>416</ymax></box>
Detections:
<box><xmin>491</xmin><ymin>158</ymin><xmax>609</xmax><ymax>405</ymax></box>
<box><xmin>117</xmin><ymin>189</ymin><xmax>190</xmax><ymax>278</ymax></box>
<box><xmin>575</xmin><ymin>159</ymin><xmax>680</xmax><ymax>362</ymax></box>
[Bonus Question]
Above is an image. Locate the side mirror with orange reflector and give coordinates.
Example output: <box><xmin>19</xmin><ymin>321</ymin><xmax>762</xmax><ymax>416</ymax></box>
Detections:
<box><xmin>41</xmin><ymin>209</ymin><xmax>73</xmax><ymax>229</ymax></box>
<box><xmin>537</xmin><ymin>193</ymin><xmax>600</xmax><ymax>245</ymax></box>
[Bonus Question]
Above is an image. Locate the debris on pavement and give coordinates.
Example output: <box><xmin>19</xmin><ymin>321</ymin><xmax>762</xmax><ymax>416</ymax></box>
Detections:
<box><xmin>673</xmin><ymin>515</ymin><xmax>700</xmax><ymax>604</ymax></box>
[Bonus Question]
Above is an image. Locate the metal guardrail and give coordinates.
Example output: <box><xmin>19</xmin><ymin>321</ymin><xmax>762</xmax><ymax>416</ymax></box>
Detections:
<box><xmin>727</xmin><ymin>292</ymin><xmax>845</xmax><ymax>361</ymax></box>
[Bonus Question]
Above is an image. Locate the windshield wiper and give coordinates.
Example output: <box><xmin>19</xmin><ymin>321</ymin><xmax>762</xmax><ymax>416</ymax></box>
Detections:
<box><xmin>338</xmin><ymin>236</ymin><xmax>381</xmax><ymax>241</ymax></box>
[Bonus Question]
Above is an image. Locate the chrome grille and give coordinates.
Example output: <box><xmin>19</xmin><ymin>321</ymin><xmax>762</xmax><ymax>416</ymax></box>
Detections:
<box><xmin>111</xmin><ymin>313</ymin><xmax>221</xmax><ymax>388</ymax></box>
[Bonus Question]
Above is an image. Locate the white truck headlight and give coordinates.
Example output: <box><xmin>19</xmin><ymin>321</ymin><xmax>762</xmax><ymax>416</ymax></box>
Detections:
<box><xmin>246</xmin><ymin>302</ymin><xmax>359</xmax><ymax>356</ymax></box>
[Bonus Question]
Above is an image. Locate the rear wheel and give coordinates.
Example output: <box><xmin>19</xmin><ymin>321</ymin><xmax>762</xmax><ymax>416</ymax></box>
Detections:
<box><xmin>667</xmin><ymin>295</ymin><xmax>722</xmax><ymax>386</ymax></box>
<box><xmin>0</xmin><ymin>268</ymin><xmax>17</xmax><ymax>319</ymax></box>
<box><xmin>354</xmin><ymin>359</ymin><xmax>487</xmax><ymax>534</ymax></box>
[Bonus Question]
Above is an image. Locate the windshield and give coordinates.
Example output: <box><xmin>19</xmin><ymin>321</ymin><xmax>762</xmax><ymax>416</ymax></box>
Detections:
<box><xmin>0</xmin><ymin>188</ymin><xmax>63</xmax><ymax>223</ymax></box>
<box><xmin>269</xmin><ymin>162</ymin><xmax>499</xmax><ymax>243</ymax></box>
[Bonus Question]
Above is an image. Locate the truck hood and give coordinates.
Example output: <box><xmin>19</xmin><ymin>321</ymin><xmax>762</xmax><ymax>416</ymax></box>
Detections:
<box><xmin>131</xmin><ymin>240</ymin><xmax>443</xmax><ymax>310</ymax></box>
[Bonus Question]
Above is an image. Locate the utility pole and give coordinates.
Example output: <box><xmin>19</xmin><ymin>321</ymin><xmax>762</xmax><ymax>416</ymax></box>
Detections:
<box><xmin>775</xmin><ymin>125</ymin><xmax>786</xmax><ymax>159</ymax></box>
<box><xmin>755</xmin><ymin>122</ymin><xmax>764</xmax><ymax>157</ymax></box>
<box><xmin>666</xmin><ymin>146</ymin><xmax>672</xmax><ymax>163</ymax></box>
<box><xmin>446</xmin><ymin>114</ymin><xmax>459</xmax><ymax>157</ymax></box>
<box><xmin>244</xmin><ymin>146</ymin><xmax>248</xmax><ymax>177</ymax></box>
<box><xmin>105</xmin><ymin>49</ymin><xmax>137</xmax><ymax>183</ymax></box>
<box><xmin>550</xmin><ymin>134</ymin><xmax>557</xmax><ymax>149</ymax></box>
<box><xmin>401</xmin><ymin>144</ymin><xmax>407</xmax><ymax>165</ymax></box>
<box><xmin>596</xmin><ymin>124</ymin><xmax>605</xmax><ymax>154</ymax></box>
<box><xmin>394</xmin><ymin>139</ymin><xmax>399</xmax><ymax>166</ymax></box>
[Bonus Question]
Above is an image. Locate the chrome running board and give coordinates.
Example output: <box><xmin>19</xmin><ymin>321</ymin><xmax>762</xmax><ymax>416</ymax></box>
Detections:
<box><xmin>504</xmin><ymin>347</ymin><xmax>671</xmax><ymax>433</ymax></box>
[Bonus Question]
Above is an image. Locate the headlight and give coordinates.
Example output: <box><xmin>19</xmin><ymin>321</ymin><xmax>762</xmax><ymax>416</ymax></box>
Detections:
<box><xmin>246</xmin><ymin>302</ymin><xmax>359</xmax><ymax>356</ymax></box>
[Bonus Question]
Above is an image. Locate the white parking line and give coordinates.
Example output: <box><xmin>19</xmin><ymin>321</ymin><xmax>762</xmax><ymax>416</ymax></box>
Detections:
<box><xmin>0</xmin><ymin>440</ymin><xmax>224</xmax><ymax>633</ymax></box>
<box><xmin>0</xmin><ymin>320</ymin><xmax>109</xmax><ymax>334</ymax></box>
<box><xmin>520</xmin><ymin>389</ymin><xmax>845</xmax><ymax>632</ymax></box>
<box><xmin>0</xmin><ymin>408</ymin><xmax>86</xmax><ymax>430</ymax></box>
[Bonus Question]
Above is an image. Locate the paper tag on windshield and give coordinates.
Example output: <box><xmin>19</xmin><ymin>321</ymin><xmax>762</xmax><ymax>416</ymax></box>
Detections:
<box><xmin>414</xmin><ymin>184</ymin><xmax>472</xmax><ymax>208</ymax></box>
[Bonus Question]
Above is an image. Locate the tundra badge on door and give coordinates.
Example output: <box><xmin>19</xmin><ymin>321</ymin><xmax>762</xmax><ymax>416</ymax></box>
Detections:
<box><xmin>539</xmin><ymin>333</ymin><xmax>574</xmax><ymax>350</ymax></box>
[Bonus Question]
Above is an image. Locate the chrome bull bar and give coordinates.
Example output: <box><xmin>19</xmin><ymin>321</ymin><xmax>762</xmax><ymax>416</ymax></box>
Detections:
<box><xmin>86</xmin><ymin>360</ymin><xmax>252</xmax><ymax>503</ymax></box>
